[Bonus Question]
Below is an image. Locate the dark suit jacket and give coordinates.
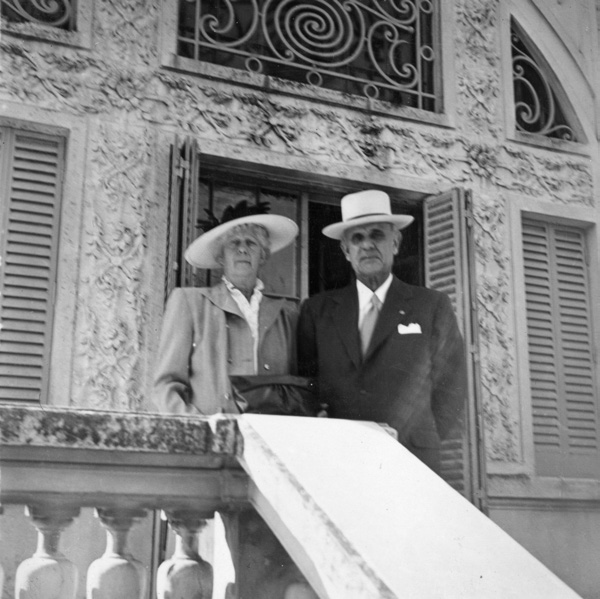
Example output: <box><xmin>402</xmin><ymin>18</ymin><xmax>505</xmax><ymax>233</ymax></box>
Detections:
<box><xmin>297</xmin><ymin>276</ymin><xmax>466</xmax><ymax>473</ymax></box>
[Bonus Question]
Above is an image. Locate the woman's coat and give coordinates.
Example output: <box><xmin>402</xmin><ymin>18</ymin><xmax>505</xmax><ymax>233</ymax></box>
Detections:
<box><xmin>152</xmin><ymin>282</ymin><xmax>298</xmax><ymax>415</ymax></box>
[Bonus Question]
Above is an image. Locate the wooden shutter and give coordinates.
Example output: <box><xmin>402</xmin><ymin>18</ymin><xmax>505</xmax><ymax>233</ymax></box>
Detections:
<box><xmin>0</xmin><ymin>128</ymin><xmax>65</xmax><ymax>403</ymax></box>
<box><xmin>165</xmin><ymin>135</ymin><xmax>202</xmax><ymax>299</ymax></box>
<box><xmin>424</xmin><ymin>189</ymin><xmax>486</xmax><ymax>509</ymax></box>
<box><xmin>522</xmin><ymin>218</ymin><xmax>600</xmax><ymax>477</ymax></box>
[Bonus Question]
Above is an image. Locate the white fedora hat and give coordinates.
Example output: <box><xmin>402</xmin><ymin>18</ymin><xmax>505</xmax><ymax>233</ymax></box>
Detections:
<box><xmin>184</xmin><ymin>209</ymin><xmax>298</xmax><ymax>269</ymax></box>
<box><xmin>322</xmin><ymin>189</ymin><xmax>414</xmax><ymax>240</ymax></box>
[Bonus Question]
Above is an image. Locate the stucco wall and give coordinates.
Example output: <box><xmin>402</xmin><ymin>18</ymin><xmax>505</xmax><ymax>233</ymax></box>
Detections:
<box><xmin>490</xmin><ymin>504</ymin><xmax>600</xmax><ymax>599</ymax></box>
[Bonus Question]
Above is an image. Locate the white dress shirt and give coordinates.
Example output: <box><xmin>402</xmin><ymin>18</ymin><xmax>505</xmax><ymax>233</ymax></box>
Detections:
<box><xmin>356</xmin><ymin>273</ymin><xmax>393</xmax><ymax>329</ymax></box>
<box><xmin>223</xmin><ymin>276</ymin><xmax>264</xmax><ymax>373</ymax></box>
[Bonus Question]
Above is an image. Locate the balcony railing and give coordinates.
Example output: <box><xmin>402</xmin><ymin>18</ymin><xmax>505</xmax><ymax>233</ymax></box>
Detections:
<box><xmin>0</xmin><ymin>405</ymin><xmax>249</xmax><ymax>599</ymax></box>
<box><xmin>0</xmin><ymin>404</ymin><xmax>585</xmax><ymax>599</ymax></box>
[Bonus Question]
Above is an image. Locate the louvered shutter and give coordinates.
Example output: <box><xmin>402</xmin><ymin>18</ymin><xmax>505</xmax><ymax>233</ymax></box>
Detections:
<box><xmin>522</xmin><ymin>219</ymin><xmax>600</xmax><ymax>478</ymax></box>
<box><xmin>165</xmin><ymin>135</ymin><xmax>203</xmax><ymax>299</ymax></box>
<box><xmin>424</xmin><ymin>189</ymin><xmax>486</xmax><ymax>508</ymax></box>
<box><xmin>0</xmin><ymin>128</ymin><xmax>65</xmax><ymax>403</ymax></box>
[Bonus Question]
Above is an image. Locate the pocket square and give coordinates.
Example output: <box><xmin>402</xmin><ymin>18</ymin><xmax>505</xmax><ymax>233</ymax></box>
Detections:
<box><xmin>398</xmin><ymin>323</ymin><xmax>422</xmax><ymax>335</ymax></box>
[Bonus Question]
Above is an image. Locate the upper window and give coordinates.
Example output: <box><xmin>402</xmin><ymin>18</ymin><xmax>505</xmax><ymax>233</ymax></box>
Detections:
<box><xmin>176</xmin><ymin>0</ymin><xmax>441</xmax><ymax>113</ymax></box>
<box><xmin>522</xmin><ymin>217</ymin><xmax>599</xmax><ymax>478</ymax></box>
<box><xmin>1</xmin><ymin>0</ymin><xmax>76</xmax><ymax>30</ymax></box>
<box><xmin>511</xmin><ymin>19</ymin><xmax>581</xmax><ymax>143</ymax></box>
<box><xmin>1</xmin><ymin>0</ymin><xmax>92</xmax><ymax>48</ymax></box>
<box><xmin>0</xmin><ymin>126</ymin><xmax>66</xmax><ymax>404</ymax></box>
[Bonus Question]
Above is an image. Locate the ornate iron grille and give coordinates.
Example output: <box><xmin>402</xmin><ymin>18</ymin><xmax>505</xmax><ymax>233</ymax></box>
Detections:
<box><xmin>1</xmin><ymin>0</ymin><xmax>75</xmax><ymax>30</ymax></box>
<box><xmin>178</xmin><ymin>0</ymin><xmax>440</xmax><ymax>112</ymax></box>
<box><xmin>511</xmin><ymin>22</ymin><xmax>576</xmax><ymax>141</ymax></box>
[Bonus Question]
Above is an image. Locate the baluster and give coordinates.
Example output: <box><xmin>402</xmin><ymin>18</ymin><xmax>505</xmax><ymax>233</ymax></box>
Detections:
<box><xmin>15</xmin><ymin>504</ymin><xmax>79</xmax><ymax>599</ymax></box>
<box><xmin>157</xmin><ymin>510</ymin><xmax>213</xmax><ymax>599</ymax></box>
<box><xmin>86</xmin><ymin>508</ymin><xmax>147</xmax><ymax>599</ymax></box>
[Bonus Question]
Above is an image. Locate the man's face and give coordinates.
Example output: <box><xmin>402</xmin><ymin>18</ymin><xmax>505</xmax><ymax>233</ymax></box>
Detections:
<box><xmin>219</xmin><ymin>231</ymin><xmax>265</xmax><ymax>279</ymax></box>
<box><xmin>342</xmin><ymin>222</ymin><xmax>399</xmax><ymax>283</ymax></box>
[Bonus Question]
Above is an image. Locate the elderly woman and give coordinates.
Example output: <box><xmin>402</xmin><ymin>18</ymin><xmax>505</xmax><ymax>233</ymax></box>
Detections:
<box><xmin>152</xmin><ymin>202</ymin><xmax>317</xmax><ymax>599</ymax></box>
<box><xmin>152</xmin><ymin>203</ymin><xmax>300</xmax><ymax>415</ymax></box>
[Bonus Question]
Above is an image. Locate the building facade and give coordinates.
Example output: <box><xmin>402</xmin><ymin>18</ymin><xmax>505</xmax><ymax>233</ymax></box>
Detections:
<box><xmin>1</xmin><ymin>0</ymin><xmax>600</xmax><ymax>596</ymax></box>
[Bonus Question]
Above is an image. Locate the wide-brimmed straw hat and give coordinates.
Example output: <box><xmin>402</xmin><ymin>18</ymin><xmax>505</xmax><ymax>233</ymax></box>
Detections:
<box><xmin>322</xmin><ymin>190</ymin><xmax>414</xmax><ymax>240</ymax></box>
<box><xmin>184</xmin><ymin>201</ymin><xmax>298</xmax><ymax>269</ymax></box>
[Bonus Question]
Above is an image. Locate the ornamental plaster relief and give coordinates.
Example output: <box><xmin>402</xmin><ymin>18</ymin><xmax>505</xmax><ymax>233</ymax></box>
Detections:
<box><xmin>145</xmin><ymin>75</ymin><xmax>493</xmax><ymax>185</ymax></box>
<box><xmin>0</xmin><ymin>40</ymin><xmax>152</xmax><ymax>114</ymax></box>
<box><xmin>472</xmin><ymin>195</ymin><xmax>521</xmax><ymax>463</ymax></box>
<box><xmin>499</xmin><ymin>146</ymin><xmax>593</xmax><ymax>205</ymax></box>
<box><xmin>94</xmin><ymin>0</ymin><xmax>160</xmax><ymax>65</ymax></box>
<box><xmin>71</xmin><ymin>122</ymin><xmax>155</xmax><ymax>411</ymax></box>
<box><xmin>455</xmin><ymin>0</ymin><xmax>503</xmax><ymax>140</ymax></box>
<box><xmin>0</xmin><ymin>33</ymin><xmax>592</xmax><ymax>203</ymax></box>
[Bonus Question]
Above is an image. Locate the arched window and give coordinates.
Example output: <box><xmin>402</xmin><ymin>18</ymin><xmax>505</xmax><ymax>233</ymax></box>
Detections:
<box><xmin>511</xmin><ymin>19</ymin><xmax>581</xmax><ymax>142</ymax></box>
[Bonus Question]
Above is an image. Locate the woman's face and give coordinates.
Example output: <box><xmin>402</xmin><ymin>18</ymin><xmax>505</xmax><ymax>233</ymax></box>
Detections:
<box><xmin>219</xmin><ymin>230</ymin><xmax>265</xmax><ymax>280</ymax></box>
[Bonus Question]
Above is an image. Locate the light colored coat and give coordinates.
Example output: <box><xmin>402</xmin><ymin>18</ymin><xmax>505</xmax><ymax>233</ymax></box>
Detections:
<box><xmin>152</xmin><ymin>283</ymin><xmax>298</xmax><ymax>415</ymax></box>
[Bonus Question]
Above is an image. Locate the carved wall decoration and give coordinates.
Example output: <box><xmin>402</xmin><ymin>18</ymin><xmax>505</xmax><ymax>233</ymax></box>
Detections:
<box><xmin>456</xmin><ymin>71</ymin><xmax>502</xmax><ymax>139</ymax></box>
<box><xmin>472</xmin><ymin>195</ymin><xmax>521</xmax><ymax>463</ymax></box>
<box><xmin>94</xmin><ymin>0</ymin><xmax>160</xmax><ymax>65</ymax></box>
<box><xmin>499</xmin><ymin>147</ymin><xmax>593</xmax><ymax>205</ymax></box>
<box><xmin>0</xmin><ymin>41</ymin><xmax>154</xmax><ymax>114</ymax></box>
<box><xmin>455</xmin><ymin>0</ymin><xmax>502</xmax><ymax>140</ymax></box>
<box><xmin>465</xmin><ymin>143</ymin><xmax>500</xmax><ymax>183</ymax></box>
<box><xmin>456</xmin><ymin>0</ymin><xmax>499</xmax><ymax>63</ymax></box>
<box><xmin>71</xmin><ymin>123</ymin><xmax>155</xmax><ymax>411</ymax></box>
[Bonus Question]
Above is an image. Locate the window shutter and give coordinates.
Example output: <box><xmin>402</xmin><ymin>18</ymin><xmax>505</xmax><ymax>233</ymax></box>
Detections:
<box><xmin>522</xmin><ymin>219</ymin><xmax>599</xmax><ymax>477</ymax></box>
<box><xmin>424</xmin><ymin>190</ymin><xmax>466</xmax><ymax>330</ymax></box>
<box><xmin>165</xmin><ymin>135</ymin><xmax>202</xmax><ymax>299</ymax></box>
<box><xmin>0</xmin><ymin>128</ymin><xmax>65</xmax><ymax>403</ymax></box>
<box><xmin>424</xmin><ymin>189</ymin><xmax>486</xmax><ymax>508</ymax></box>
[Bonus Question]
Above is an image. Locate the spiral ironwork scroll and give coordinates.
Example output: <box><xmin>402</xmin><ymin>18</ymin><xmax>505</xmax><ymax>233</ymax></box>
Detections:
<box><xmin>178</xmin><ymin>0</ymin><xmax>439</xmax><ymax>111</ymax></box>
<box><xmin>1</xmin><ymin>0</ymin><xmax>73</xmax><ymax>28</ymax></box>
<box><xmin>511</xmin><ymin>29</ymin><xmax>576</xmax><ymax>141</ymax></box>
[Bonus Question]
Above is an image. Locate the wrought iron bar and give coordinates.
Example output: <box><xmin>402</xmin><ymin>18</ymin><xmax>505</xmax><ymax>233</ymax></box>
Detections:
<box><xmin>511</xmin><ymin>28</ymin><xmax>576</xmax><ymax>141</ymax></box>
<box><xmin>178</xmin><ymin>0</ymin><xmax>440</xmax><ymax>111</ymax></box>
<box><xmin>1</xmin><ymin>0</ymin><xmax>74</xmax><ymax>29</ymax></box>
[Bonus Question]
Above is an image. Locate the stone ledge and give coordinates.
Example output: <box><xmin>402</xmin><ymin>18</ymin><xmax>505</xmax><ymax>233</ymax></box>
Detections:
<box><xmin>0</xmin><ymin>405</ymin><xmax>242</xmax><ymax>457</ymax></box>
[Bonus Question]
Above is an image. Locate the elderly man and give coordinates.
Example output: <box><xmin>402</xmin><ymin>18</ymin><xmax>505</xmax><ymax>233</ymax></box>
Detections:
<box><xmin>297</xmin><ymin>190</ymin><xmax>466</xmax><ymax>474</ymax></box>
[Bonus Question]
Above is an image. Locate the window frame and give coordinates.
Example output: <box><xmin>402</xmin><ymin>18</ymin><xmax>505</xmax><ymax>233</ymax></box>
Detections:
<box><xmin>499</xmin><ymin>1</ymin><xmax>593</xmax><ymax>156</ymax></box>
<box><xmin>169</xmin><ymin>152</ymin><xmax>435</xmax><ymax>299</ymax></box>
<box><xmin>0</xmin><ymin>110</ymin><xmax>86</xmax><ymax>406</ymax></box>
<box><xmin>159</xmin><ymin>0</ymin><xmax>457</xmax><ymax>127</ymax></box>
<box><xmin>508</xmin><ymin>196</ymin><xmax>600</xmax><ymax>495</ymax></box>
<box><xmin>1</xmin><ymin>0</ymin><xmax>94</xmax><ymax>49</ymax></box>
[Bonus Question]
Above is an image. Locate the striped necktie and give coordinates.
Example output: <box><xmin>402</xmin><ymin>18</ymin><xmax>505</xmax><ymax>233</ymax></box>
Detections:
<box><xmin>360</xmin><ymin>294</ymin><xmax>381</xmax><ymax>356</ymax></box>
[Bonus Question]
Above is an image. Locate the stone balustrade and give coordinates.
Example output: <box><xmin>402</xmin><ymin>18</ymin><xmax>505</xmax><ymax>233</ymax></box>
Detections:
<box><xmin>0</xmin><ymin>405</ymin><xmax>248</xmax><ymax>599</ymax></box>
<box><xmin>2</xmin><ymin>406</ymin><xmax>583</xmax><ymax>599</ymax></box>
